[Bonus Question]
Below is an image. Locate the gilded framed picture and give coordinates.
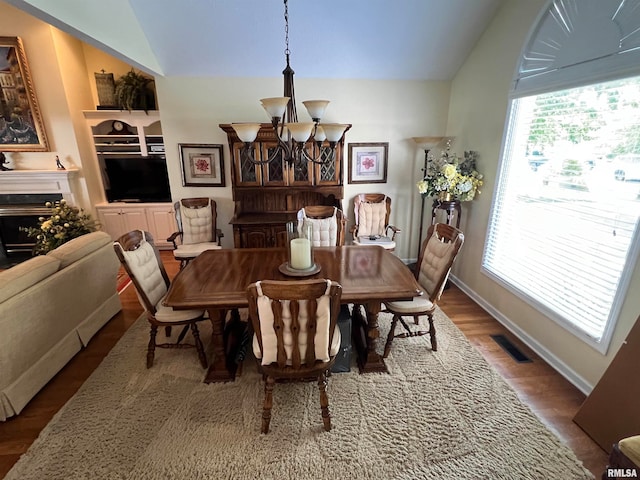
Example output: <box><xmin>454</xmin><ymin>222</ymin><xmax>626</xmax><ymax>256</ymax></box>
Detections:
<box><xmin>348</xmin><ymin>142</ymin><xmax>388</xmax><ymax>184</ymax></box>
<box><xmin>179</xmin><ymin>144</ymin><xmax>226</xmax><ymax>187</ymax></box>
<box><xmin>0</xmin><ymin>37</ymin><xmax>49</xmax><ymax>151</ymax></box>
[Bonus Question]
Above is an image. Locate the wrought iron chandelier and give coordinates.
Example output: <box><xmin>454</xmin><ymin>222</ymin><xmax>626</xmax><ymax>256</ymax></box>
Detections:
<box><xmin>231</xmin><ymin>0</ymin><xmax>349</xmax><ymax>166</ymax></box>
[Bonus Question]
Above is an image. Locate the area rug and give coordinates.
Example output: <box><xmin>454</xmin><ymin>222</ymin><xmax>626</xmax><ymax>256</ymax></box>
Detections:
<box><xmin>6</xmin><ymin>309</ymin><xmax>593</xmax><ymax>480</ymax></box>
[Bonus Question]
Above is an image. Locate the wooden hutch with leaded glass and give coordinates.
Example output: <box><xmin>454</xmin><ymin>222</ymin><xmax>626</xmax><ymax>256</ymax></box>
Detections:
<box><xmin>220</xmin><ymin>123</ymin><xmax>350</xmax><ymax>248</ymax></box>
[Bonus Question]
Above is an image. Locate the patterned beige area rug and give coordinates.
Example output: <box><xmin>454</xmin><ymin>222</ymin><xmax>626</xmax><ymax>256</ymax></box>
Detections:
<box><xmin>6</xmin><ymin>309</ymin><xmax>593</xmax><ymax>480</ymax></box>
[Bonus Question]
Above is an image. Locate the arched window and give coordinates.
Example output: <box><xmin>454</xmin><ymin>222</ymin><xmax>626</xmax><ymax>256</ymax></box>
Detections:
<box><xmin>482</xmin><ymin>0</ymin><xmax>640</xmax><ymax>353</ymax></box>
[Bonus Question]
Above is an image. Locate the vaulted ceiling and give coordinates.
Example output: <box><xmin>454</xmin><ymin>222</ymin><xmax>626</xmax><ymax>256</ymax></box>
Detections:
<box><xmin>4</xmin><ymin>0</ymin><xmax>504</xmax><ymax>80</ymax></box>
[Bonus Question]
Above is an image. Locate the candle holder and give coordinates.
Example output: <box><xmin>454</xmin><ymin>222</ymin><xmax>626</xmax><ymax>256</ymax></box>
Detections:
<box><xmin>279</xmin><ymin>221</ymin><xmax>321</xmax><ymax>276</ymax></box>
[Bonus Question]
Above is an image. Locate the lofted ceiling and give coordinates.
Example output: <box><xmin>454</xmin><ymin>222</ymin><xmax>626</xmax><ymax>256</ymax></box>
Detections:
<box><xmin>4</xmin><ymin>0</ymin><xmax>504</xmax><ymax>80</ymax></box>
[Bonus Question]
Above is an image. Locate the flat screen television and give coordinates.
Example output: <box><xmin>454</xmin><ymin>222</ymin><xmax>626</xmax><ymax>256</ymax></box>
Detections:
<box><xmin>103</xmin><ymin>156</ymin><xmax>171</xmax><ymax>203</ymax></box>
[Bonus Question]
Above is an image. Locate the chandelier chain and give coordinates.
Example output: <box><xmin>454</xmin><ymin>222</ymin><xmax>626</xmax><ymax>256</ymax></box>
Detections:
<box><xmin>284</xmin><ymin>0</ymin><xmax>290</xmax><ymax>56</ymax></box>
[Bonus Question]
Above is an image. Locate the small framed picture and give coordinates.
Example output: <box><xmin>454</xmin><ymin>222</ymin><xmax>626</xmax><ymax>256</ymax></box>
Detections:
<box><xmin>179</xmin><ymin>144</ymin><xmax>226</xmax><ymax>187</ymax></box>
<box><xmin>348</xmin><ymin>143</ymin><xmax>388</xmax><ymax>184</ymax></box>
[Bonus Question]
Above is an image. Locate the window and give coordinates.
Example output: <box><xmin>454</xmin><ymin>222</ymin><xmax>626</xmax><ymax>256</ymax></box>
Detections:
<box><xmin>483</xmin><ymin>1</ymin><xmax>640</xmax><ymax>352</ymax></box>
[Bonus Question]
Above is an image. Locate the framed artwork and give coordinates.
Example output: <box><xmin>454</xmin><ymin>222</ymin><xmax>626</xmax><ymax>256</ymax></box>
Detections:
<box><xmin>179</xmin><ymin>143</ymin><xmax>226</xmax><ymax>187</ymax></box>
<box><xmin>348</xmin><ymin>142</ymin><xmax>388</xmax><ymax>184</ymax></box>
<box><xmin>0</xmin><ymin>36</ymin><xmax>49</xmax><ymax>151</ymax></box>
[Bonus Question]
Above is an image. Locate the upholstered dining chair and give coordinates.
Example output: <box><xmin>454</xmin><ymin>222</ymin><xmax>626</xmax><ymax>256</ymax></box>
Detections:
<box><xmin>350</xmin><ymin>193</ymin><xmax>400</xmax><ymax>250</ymax></box>
<box><xmin>382</xmin><ymin>223</ymin><xmax>464</xmax><ymax>358</ymax></box>
<box><xmin>603</xmin><ymin>435</ymin><xmax>640</xmax><ymax>480</ymax></box>
<box><xmin>247</xmin><ymin>278</ymin><xmax>343</xmax><ymax>434</ymax></box>
<box><xmin>296</xmin><ymin>205</ymin><xmax>346</xmax><ymax>246</ymax></box>
<box><xmin>113</xmin><ymin>230</ymin><xmax>208</xmax><ymax>369</ymax></box>
<box><xmin>167</xmin><ymin>197</ymin><xmax>223</xmax><ymax>268</ymax></box>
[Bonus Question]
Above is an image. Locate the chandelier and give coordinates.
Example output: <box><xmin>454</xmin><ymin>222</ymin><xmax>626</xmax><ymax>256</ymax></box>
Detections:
<box><xmin>231</xmin><ymin>0</ymin><xmax>349</xmax><ymax>166</ymax></box>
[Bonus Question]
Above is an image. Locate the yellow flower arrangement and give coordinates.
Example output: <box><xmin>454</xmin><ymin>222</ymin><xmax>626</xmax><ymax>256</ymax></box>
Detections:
<box><xmin>416</xmin><ymin>141</ymin><xmax>483</xmax><ymax>202</ymax></box>
<box><xmin>20</xmin><ymin>199</ymin><xmax>98</xmax><ymax>255</ymax></box>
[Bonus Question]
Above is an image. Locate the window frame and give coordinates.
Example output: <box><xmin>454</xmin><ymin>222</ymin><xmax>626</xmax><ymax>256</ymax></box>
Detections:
<box><xmin>483</xmin><ymin>83</ymin><xmax>640</xmax><ymax>354</ymax></box>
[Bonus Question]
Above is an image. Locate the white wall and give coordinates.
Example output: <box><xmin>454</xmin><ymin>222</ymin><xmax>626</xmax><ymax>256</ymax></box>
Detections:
<box><xmin>155</xmin><ymin>76</ymin><xmax>450</xmax><ymax>258</ymax></box>
<box><xmin>0</xmin><ymin>2</ymin><xmax>96</xmax><ymax>212</ymax></box>
<box><xmin>446</xmin><ymin>0</ymin><xmax>640</xmax><ymax>391</ymax></box>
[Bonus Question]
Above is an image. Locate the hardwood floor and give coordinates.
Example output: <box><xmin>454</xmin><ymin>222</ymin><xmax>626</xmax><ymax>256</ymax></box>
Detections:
<box><xmin>0</xmin><ymin>251</ymin><xmax>608</xmax><ymax>478</ymax></box>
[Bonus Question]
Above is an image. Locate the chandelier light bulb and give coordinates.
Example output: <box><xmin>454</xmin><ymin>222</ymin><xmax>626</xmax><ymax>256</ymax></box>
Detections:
<box><xmin>285</xmin><ymin>122</ymin><xmax>314</xmax><ymax>142</ymax></box>
<box><xmin>320</xmin><ymin>123</ymin><xmax>348</xmax><ymax>143</ymax></box>
<box><xmin>314</xmin><ymin>125</ymin><xmax>326</xmax><ymax>143</ymax></box>
<box><xmin>231</xmin><ymin>123</ymin><xmax>262</xmax><ymax>143</ymax></box>
<box><xmin>260</xmin><ymin>97</ymin><xmax>290</xmax><ymax>119</ymax></box>
<box><xmin>302</xmin><ymin>100</ymin><xmax>330</xmax><ymax>122</ymax></box>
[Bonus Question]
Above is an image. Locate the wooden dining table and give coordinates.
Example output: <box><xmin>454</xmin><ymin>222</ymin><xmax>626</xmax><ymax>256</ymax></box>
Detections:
<box><xmin>164</xmin><ymin>245</ymin><xmax>422</xmax><ymax>382</ymax></box>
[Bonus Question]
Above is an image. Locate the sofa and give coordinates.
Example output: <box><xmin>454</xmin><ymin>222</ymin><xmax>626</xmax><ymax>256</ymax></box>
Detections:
<box><xmin>0</xmin><ymin>231</ymin><xmax>121</xmax><ymax>421</ymax></box>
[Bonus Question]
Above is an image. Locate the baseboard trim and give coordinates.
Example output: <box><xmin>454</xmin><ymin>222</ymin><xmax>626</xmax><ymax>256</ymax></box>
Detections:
<box><xmin>449</xmin><ymin>275</ymin><xmax>593</xmax><ymax>395</ymax></box>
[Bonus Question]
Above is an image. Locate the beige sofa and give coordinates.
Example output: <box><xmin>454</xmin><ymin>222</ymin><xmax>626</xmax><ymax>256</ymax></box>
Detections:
<box><xmin>0</xmin><ymin>231</ymin><xmax>121</xmax><ymax>421</ymax></box>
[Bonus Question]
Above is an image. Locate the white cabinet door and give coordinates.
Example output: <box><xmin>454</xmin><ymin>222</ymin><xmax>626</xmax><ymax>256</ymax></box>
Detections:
<box><xmin>96</xmin><ymin>205</ymin><xmax>149</xmax><ymax>241</ymax></box>
<box><xmin>97</xmin><ymin>208</ymin><xmax>126</xmax><ymax>240</ymax></box>
<box><xmin>121</xmin><ymin>208</ymin><xmax>149</xmax><ymax>235</ymax></box>
<box><xmin>146</xmin><ymin>205</ymin><xmax>177</xmax><ymax>249</ymax></box>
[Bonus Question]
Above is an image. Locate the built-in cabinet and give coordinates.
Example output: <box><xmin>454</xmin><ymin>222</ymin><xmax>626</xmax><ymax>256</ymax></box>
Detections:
<box><xmin>220</xmin><ymin>123</ymin><xmax>349</xmax><ymax>248</ymax></box>
<box><xmin>84</xmin><ymin>111</ymin><xmax>175</xmax><ymax>249</ymax></box>
<box><xmin>84</xmin><ymin>110</ymin><xmax>165</xmax><ymax>158</ymax></box>
<box><xmin>95</xmin><ymin>202</ymin><xmax>176</xmax><ymax>249</ymax></box>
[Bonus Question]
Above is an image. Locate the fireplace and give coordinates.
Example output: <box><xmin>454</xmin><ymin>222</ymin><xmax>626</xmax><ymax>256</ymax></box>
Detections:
<box><xmin>0</xmin><ymin>169</ymin><xmax>79</xmax><ymax>266</ymax></box>
<box><xmin>0</xmin><ymin>194</ymin><xmax>62</xmax><ymax>255</ymax></box>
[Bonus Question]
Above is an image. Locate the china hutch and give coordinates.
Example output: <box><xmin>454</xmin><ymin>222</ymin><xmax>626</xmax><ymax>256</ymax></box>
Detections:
<box><xmin>219</xmin><ymin>123</ymin><xmax>351</xmax><ymax>248</ymax></box>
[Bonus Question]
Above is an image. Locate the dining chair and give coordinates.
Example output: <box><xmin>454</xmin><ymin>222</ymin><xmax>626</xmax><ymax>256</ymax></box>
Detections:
<box><xmin>296</xmin><ymin>205</ymin><xmax>346</xmax><ymax>246</ymax></box>
<box><xmin>167</xmin><ymin>197</ymin><xmax>223</xmax><ymax>268</ymax></box>
<box><xmin>114</xmin><ymin>230</ymin><xmax>208</xmax><ymax>369</ymax></box>
<box><xmin>382</xmin><ymin>223</ymin><xmax>464</xmax><ymax>358</ymax></box>
<box><xmin>603</xmin><ymin>435</ymin><xmax>640</xmax><ymax>480</ymax></box>
<box><xmin>350</xmin><ymin>193</ymin><xmax>400</xmax><ymax>250</ymax></box>
<box><xmin>247</xmin><ymin>278</ymin><xmax>343</xmax><ymax>434</ymax></box>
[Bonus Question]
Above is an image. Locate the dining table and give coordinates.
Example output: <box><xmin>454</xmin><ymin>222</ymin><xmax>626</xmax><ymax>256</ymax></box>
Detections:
<box><xmin>163</xmin><ymin>245</ymin><xmax>422</xmax><ymax>382</ymax></box>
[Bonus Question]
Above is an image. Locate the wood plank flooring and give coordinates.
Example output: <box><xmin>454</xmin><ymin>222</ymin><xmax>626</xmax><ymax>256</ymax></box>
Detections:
<box><xmin>0</xmin><ymin>252</ymin><xmax>608</xmax><ymax>478</ymax></box>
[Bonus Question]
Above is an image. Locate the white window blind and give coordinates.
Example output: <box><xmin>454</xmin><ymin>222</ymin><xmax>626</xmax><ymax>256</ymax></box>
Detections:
<box><xmin>483</xmin><ymin>76</ymin><xmax>640</xmax><ymax>350</ymax></box>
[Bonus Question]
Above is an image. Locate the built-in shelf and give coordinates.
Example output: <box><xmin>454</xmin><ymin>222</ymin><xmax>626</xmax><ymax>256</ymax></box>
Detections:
<box><xmin>83</xmin><ymin>111</ymin><xmax>173</xmax><ymax>244</ymax></box>
<box><xmin>83</xmin><ymin>110</ymin><xmax>163</xmax><ymax>158</ymax></box>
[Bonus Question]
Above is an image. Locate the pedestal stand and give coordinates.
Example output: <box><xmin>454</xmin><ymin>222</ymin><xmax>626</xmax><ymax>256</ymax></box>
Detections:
<box><xmin>431</xmin><ymin>199</ymin><xmax>461</xmax><ymax>228</ymax></box>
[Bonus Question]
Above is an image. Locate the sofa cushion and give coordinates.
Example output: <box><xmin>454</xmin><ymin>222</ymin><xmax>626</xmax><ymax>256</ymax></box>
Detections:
<box><xmin>0</xmin><ymin>256</ymin><xmax>60</xmax><ymax>303</ymax></box>
<box><xmin>47</xmin><ymin>231</ymin><xmax>112</xmax><ymax>269</ymax></box>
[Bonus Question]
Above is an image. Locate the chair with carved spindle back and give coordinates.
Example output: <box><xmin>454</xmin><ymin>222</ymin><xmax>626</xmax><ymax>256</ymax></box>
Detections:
<box><xmin>247</xmin><ymin>278</ymin><xmax>342</xmax><ymax>434</ymax></box>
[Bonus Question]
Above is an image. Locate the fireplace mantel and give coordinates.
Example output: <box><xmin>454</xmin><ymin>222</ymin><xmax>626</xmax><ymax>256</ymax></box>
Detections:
<box><xmin>0</xmin><ymin>169</ymin><xmax>79</xmax><ymax>204</ymax></box>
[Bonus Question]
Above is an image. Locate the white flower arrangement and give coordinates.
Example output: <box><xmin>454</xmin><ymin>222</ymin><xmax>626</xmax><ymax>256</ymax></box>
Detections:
<box><xmin>416</xmin><ymin>140</ymin><xmax>483</xmax><ymax>202</ymax></box>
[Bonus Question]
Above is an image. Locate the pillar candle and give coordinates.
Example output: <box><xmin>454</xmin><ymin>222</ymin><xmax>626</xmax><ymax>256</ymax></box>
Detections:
<box><xmin>290</xmin><ymin>238</ymin><xmax>312</xmax><ymax>269</ymax></box>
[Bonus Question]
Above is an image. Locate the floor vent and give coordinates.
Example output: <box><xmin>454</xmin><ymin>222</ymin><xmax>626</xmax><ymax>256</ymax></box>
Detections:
<box><xmin>490</xmin><ymin>334</ymin><xmax>532</xmax><ymax>363</ymax></box>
